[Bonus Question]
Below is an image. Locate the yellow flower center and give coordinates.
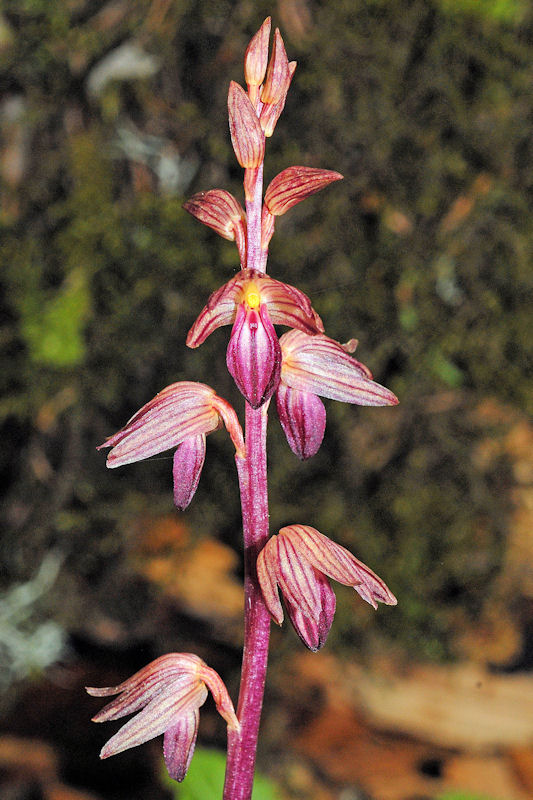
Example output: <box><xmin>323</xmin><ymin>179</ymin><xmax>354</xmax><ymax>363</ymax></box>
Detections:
<box><xmin>244</xmin><ymin>282</ymin><xmax>261</xmax><ymax>309</ymax></box>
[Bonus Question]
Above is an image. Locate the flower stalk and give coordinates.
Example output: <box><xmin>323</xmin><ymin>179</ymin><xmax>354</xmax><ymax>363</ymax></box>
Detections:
<box><xmin>90</xmin><ymin>17</ymin><xmax>399</xmax><ymax>800</ymax></box>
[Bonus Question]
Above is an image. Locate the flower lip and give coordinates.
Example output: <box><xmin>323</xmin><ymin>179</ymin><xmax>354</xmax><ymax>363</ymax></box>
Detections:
<box><xmin>276</xmin><ymin>383</ymin><xmax>326</xmax><ymax>460</ymax></box>
<box><xmin>173</xmin><ymin>434</ymin><xmax>206</xmax><ymax>511</ymax></box>
<box><xmin>226</xmin><ymin>302</ymin><xmax>282</xmax><ymax>409</ymax></box>
<box><xmin>163</xmin><ymin>710</ymin><xmax>199</xmax><ymax>782</ymax></box>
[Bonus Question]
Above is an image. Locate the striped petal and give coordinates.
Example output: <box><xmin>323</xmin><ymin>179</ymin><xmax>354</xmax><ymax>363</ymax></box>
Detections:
<box><xmin>257</xmin><ymin>540</ymin><xmax>285</xmax><ymax>625</ymax></box>
<box><xmin>274</xmin><ymin>533</ymin><xmax>323</xmax><ymax>622</ymax></box>
<box><xmin>98</xmin><ymin>382</ymin><xmax>221</xmax><ymax>468</ymax></box>
<box><xmin>244</xmin><ymin>17</ymin><xmax>271</xmax><ymax>90</ymax></box>
<box><xmin>281</xmin><ymin>525</ymin><xmax>397</xmax><ymax>609</ymax></box>
<box><xmin>86</xmin><ymin>653</ymin><xmax>201</xmax><ymax>699</ymax></box>
<box><xmin>260</xmin><ymin>59</ymin><xmax>296</xmax><ymax>137</ymax></box>
<box><xmin>183</xmin><ymin>189</ymin><xmax>246</xmax><ymax>266</ymax></box>
<box><xmin>186</xmin><ymin>276</ymin><xmax>243</xmax><ymax>348</ymax></box>
<box><xmin>87</xmin><ymin>654</ymin><xmax>202</xmax><ymax>722</ymax></box>
<box><xmin>99</xmin><ymin>679</ymin><xmax>208</xmax><ymax>758</ymax></box>
<box><xmin>228</xmin><ymin>81</ymin><xmax>265</xmax><ymax>168</ymax></box>
<box><xmin>197</xmin><ymin>663</ymin><xmax>240</xmax><ymax>732</ymax></box>
<box><xmin>260</xmin><ymin>28</ymin><xmax>290</xmax><ymax>105</ymax></box>
<box><xmin>265</xmin><ymin>167</ymin><xmax>343</xmax><ymax>216</ymax></box>
<box><xmin>260</xmin><ymin>277</ymin><xmax>324</xmax><ymax>334</ymax></box>
<box><xmin>183</xmin><ymin>190</ymin><xmax>245</xmax><ymax>242</ymax></box>
<box><xmin>280</xmin><ymin>330</ymin><xmax>398</xmax><ymax>407</ymax></box>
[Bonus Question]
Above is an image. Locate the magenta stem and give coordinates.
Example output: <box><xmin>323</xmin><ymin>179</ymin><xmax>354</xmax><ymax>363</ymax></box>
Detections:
<box><xmin>245</xmin><ymin>164</ymin><xmax>265</xmax><ymax>275</ymax></box>
<box><xmin>223</xmin><ymin>152</ymin><xmax>271</xmax><ymax>800</ymax></box>
<box><xmin>223</xmin><ymin>404</ymin><xmax>271</xmax><ymax>800</ymax></box>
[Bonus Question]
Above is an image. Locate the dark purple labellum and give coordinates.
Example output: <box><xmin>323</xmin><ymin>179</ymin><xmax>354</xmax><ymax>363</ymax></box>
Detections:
<box><xmin>227</xmin><ymin>304</ymin><xmax>281</xmax><ymax>409</ymax></box>
<box><xmin>276</xmin><ymin>383</ymin><xmax>326</xmax><ymax>459</ymax></box>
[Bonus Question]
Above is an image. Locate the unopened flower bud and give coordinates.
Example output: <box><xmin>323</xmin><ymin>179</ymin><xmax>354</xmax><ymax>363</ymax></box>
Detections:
<box><xmin>228</xmin><ymin>81</ymin><xmax>265</xmax><ymax>168</ymax></box>
<box><xmin>244</xmin><ymin>17</ymin><xmax>271</xmax><ymax>93</ymax></box>
<box><xmin>260</xmin><ymin>29</ymin><xmax>290</xmax><ymax>105</ymax></box>
<box><xmin>259</xmin><ymin>60</ymin><xmax>296</xmax><ymax>137</ymax></box>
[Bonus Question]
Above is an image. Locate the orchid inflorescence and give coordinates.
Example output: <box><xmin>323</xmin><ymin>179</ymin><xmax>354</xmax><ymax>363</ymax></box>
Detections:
<box><xmin>89</xmin><ymin>17</ymin><xmax>398</xmax><ymax>800</ymax></box>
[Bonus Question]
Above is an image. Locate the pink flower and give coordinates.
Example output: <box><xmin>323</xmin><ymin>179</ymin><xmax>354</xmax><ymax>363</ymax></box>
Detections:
<box><xmin>276</xmin><ymin>330</ymin><xmax>398</xmax><ymax>459</ymax></box>
<box><xmin>257</xmin><ymin>525</ymin><xmax>397</xmax><ymax>651</ymax></box>
<box><xmin>98</xmin><ymin>381</ymin><xmax>244</xmax><ymax>510</ymax></box>
<box><xmin>186</xmin><ymin>269</ymin><xmax>324</xmax><ymax>409</ymax></box>
<box><xmin>87</xmin><ymin>653</ymin><xmax>239</xmax><ymax>782</ymax></box>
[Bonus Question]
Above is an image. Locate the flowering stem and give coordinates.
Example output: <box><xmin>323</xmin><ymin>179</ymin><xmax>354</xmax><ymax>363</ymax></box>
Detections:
<box><xmin>224</xmin><ymin>403</ymin><xmax>271</xmax><ymax>800</ymax></box>
<box><xmin>223</xmin><ymin>142</ymin><xmax>271</xmax><ymax>800</ymax></box>
<box><xmin>244</xmin><ymin>164</ymin><xmax>265</xmax><ymax>275</ymax></box>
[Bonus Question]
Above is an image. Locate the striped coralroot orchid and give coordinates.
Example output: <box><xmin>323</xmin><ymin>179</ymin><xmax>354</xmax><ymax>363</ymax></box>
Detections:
<box><xmin>186</xmin><ymin>269</ymin><xmax>324</xmax><ymax>408</ymax></box>
<box><xmin>93</xmin><ymin>16</ymin><xmax>398</xmax><ymax>800</ymax></box>
<box><xmin>98</xmin><ymin>381</ymin><xmax>244</xmax><ymax>510</ymax></box>
<box><xmin>276</xmin><ymin>330</ymin><xmax>398</xmax><ymax>458</ymax></box>
<box><xmin>87</xmin><ymin>654</ymin><xmax>239</xmax><ymax>782</ymax></box>
<box><xmin>257</xmin><ymin>526</ymin><xmax>397</xmax><ymax>651</ymax></box>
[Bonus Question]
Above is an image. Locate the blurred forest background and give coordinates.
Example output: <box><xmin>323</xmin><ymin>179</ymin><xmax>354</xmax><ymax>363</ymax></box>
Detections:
<box><xmin>1</xmin><ymin>1</ymin><xmax>533</xmax><ymax>799</ymax></box>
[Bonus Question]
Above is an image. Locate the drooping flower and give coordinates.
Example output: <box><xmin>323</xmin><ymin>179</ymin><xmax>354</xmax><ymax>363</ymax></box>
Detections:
<box><xmin>186</xmin><ymin>269</ymin><xmax>324</xmax><ymax>409</ymax></box>
<box><xmin>98</xmin><ymin>381</ymin><xmax>244</xmax><ymax>510</ymax></box>
<box><xmin>257</xmin><ymin>524</ymin><xmax>397</xmax><ymax>651</ymax></box>
<box><xmin>87</xmin><ymin>653</ymin><xmax>239</xmax><ymax>782</ymax></box>
<box><xmin>276</xmin><ymin>330</ymin><xmax>398</xmax><ymax>459</ymax></box>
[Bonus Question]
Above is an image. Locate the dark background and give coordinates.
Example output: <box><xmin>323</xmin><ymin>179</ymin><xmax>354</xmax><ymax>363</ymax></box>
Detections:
<box><xmin>1</xmin><ymin>1</ymin><xmax>532</xmax><ymax>799</ymax></box>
